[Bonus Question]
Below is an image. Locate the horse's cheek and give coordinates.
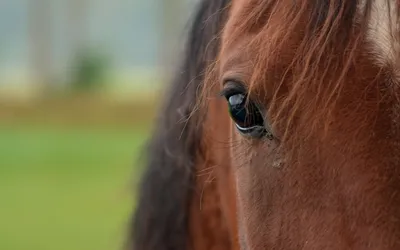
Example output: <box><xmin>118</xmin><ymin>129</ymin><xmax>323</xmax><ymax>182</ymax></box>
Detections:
<box><xmin>234</xmin><ymin>140</ymin><xmax>284</xmax><ymax>248</ymax></box>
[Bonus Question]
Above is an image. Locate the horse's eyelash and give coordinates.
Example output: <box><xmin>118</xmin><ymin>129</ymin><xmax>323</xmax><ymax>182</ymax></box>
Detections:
<box><xmin>220</xmin><ymin>81</ymin><xmax>247</xmax><ymax>98</ymax></box>
<box><xmin>220</xmin><ymin>88</ymin><xmax>240</xmax><ymax>98</ymax></box>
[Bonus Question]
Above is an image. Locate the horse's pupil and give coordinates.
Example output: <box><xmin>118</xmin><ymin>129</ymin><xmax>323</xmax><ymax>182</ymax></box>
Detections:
<box><xmin>228</xmin><ymin>94</ymin><xmax>262</xmax><ymax>128</ymax></box>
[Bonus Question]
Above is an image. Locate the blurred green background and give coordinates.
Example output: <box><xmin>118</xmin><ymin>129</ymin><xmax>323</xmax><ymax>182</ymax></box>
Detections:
<box><xmin>0</xmin><ymin>0</ymin><xmax>196</xmax><ymax>249</ymax></box>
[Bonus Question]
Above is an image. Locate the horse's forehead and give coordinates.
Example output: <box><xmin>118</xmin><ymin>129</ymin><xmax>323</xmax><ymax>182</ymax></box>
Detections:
<box><xmin>222</xmin><ymin>0</ymin><xmax>400</xmax><ymax>77</ymax></box>
<box><xmin>226</xmin><ymin>1</ymin><xmax>400</xmax><ymax>44</ymax></box>
<box><xmin>361</xmin><ymin>0</ymin><xmax>400</xmax><ymax>77</ymax></box>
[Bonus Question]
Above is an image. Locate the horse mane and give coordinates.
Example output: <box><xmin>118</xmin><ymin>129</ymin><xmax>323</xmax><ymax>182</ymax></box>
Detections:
<box><xmin>126</xmin><ymin>0</ymin><xmax>231</xmax><ymax>249</ymax></box>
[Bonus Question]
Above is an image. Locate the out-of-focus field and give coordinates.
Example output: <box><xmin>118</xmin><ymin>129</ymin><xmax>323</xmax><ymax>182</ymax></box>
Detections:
<box><xmin>0</xmin><ymin>94</ymin><xmax>158</xmax><ymax>250</ymax></box>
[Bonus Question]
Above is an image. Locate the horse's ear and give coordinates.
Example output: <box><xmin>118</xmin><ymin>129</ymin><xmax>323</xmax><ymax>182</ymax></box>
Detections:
<box><xmin>126</xmin><ymin>0</ymin><xmax>231</xmax><ymax>250</ymax></box>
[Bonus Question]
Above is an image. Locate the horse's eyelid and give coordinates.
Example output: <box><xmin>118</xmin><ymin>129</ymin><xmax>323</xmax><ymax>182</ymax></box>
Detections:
<box><xmin>220</xmin><ymin>81</ymin><xmax>247</xmax><ymax>97</ymax></box>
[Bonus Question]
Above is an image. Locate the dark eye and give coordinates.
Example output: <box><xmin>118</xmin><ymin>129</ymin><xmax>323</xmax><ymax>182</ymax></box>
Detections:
<box><xmin>222</xmin><ymin>84</ymin><xmax>273</xmax><ymax>139</ymax></box>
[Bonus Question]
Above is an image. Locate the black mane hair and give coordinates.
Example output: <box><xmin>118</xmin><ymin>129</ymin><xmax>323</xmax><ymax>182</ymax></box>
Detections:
<box><xmin>127</xmin><ymin>0</ymin><xmax>231</xmax><ymax>249</ymax></box>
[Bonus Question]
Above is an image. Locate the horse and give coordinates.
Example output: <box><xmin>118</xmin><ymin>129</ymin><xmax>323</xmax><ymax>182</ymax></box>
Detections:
<box><xmin>128</xmin><ymin>0</ymin><xmax>400</xmax><ymax>249</ymax></box>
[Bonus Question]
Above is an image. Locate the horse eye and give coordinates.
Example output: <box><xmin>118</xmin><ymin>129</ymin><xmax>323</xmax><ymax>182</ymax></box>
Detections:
<box><xmin>223</xmin><ymin>91</ymin><xmax>273</xmax><ymax>139</ymax></box>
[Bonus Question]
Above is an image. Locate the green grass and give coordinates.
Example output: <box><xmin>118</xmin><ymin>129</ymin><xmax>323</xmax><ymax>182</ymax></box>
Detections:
<box><xmin>0</xmin><ymin>125</ymin><xmax>149</xmax><ymax>250</ymax></box>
